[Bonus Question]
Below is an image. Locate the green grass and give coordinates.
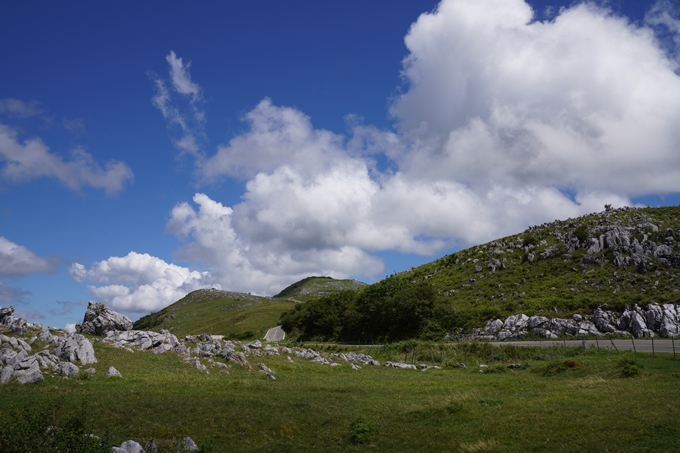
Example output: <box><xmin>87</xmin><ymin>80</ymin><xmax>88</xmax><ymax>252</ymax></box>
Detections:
<box><xmin>2</xmin><ymin>339</ymin><xmax>680</xmax><ymax>452</ymax></box>
<box><xmin>273</xmin><ymin>276</ymin><xmax>367</xmax><ymax>302</ymax></box>
<box><xmin>133</xmin><ymin>290</ymin><xmax>295</xmax><ymax>338</ymax></box>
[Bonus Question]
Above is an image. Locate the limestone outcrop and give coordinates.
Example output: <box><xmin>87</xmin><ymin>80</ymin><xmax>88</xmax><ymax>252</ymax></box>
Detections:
<box><xmin>458</xmin><ymin>302</ymin><xmax>680</xmax><ymax>341</ymax></box>
<box><xmin>76</xmin><ymin>301</ymin><xmax>133</xmax><ymax>335</ymax></box>
<box><xmin>0</xmin><ymin>306</ymin><xmax>27</xmax><ymax>335</ymax></box>
<box><xmin>0</xmin><ymin>321</ymin><xmax>96</xmax><ymax>385</ymax></box>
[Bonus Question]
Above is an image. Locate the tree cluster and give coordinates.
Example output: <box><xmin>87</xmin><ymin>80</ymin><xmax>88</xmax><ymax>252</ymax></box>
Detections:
<box><xmin>280</xmin><ymin>277</ymin><xmax>456</xmax><ymax>342</ymax></box>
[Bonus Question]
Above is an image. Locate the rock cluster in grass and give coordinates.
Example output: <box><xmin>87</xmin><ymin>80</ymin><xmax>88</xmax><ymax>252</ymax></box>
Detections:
<box><xmin>110</xmin><ymin>436</ymin><xmax>199</xmax><ymax>452</ymax></box>
<box><xmin>104</xmin><ymin>329</ymin><xmax>183</xmax><ymax>354</ymax></box>
<box><xmin>461</xmin><ymin>302</ymin><xmax>680</xmax><ymax>341</ymax></box>
<box><xmin>0</xmin><ymin>310</ymin><xmax>99</xmax><ymax>385</ymax></box>
<box><xmin>76</xmin><ymin>301</ymin><xmax>133</xmax><ymax>335</ymax></box>
<box><xmin>0</xmin><ymin>305</ymin><xmax>28</xmax><ymax>335</ymax></box>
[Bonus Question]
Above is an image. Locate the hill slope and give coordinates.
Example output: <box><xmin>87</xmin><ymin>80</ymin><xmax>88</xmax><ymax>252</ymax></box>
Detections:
<box><xmin>132</xmin><ymin>277</ymin><xmax>368</xmax><ymax>338</ymax></box>
<box><xmin>281</xmin><ymin>206</ymin><xmax>680</xmax><ymax>341</ymax></box>
<box><xmin>273</xmin><ymin>276</ymin><xmax>367</xmax><ymax>302</ymax></box>
<box><xmin>133</xmin><ymin>289</ymin><xmax>294</xmax><ymax>339</ymax></box>
<box><xmin>407</xmin><ymin>206</ymin><xmax>679</xmax><ymax>316</ymax></box>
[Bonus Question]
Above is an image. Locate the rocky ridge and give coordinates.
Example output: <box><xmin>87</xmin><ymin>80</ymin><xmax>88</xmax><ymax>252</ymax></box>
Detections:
<box><xmin>460</xmin><ymin>302</ymin><xmax>679</xmax><ymax>341</ymax></box>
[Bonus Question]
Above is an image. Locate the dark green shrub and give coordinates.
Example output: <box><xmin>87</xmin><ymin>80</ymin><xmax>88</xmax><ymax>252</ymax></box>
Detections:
<box><xmin>348</xmin><ymin>415</ymin><xmax>374</xmax><ymax>445</ymax></box>
<box><xmin>618</xmin><ymin>358</ymin><xmax>643</xmax><ymax>378</ymax></box>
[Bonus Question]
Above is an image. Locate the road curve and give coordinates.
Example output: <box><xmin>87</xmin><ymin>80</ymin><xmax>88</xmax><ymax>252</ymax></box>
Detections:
<box><xmin>264</xmin><ymin>326</ymin><xmax>285</xmax><ymax>342</ymax></box>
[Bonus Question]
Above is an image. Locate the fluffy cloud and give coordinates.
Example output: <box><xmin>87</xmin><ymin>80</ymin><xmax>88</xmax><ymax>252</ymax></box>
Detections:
<box><xmin>200</xmin><ymin>99</ymin><xmax>347</xmax><ymax>180</ymax></box>
<box><xmin>392</xmin><ymin>0</ymin><xmax>680</xmax><ymax>196</ymax></box>
<box><xmin>150</xmin><ymin>51</ymin><xmax>206</xmax><ymax>156</ymax></box>
<box><xmin>0</xmin><ymin>236</ymin><xmax>59</xmax><ymax>278</ymax></box>
<box><xmin>0</xmin><ymin>124</ymin><xmax>133</xmax><ymax>195</ymax></box>
<box><xmin>69</xmin><ymin>252</ymin><xmax>218</xmax><ymax>313</ymax></box>
<box><xmin>167</xmin><ymin>193</ymin><xmax>381</xmax><ymax>295</ymax></box>
<box><xmin>142</xmin><ymin>0</ymin><xmax>680</xmax><ymax>299</ymax></box>
<box><xmin>0</xmin><ymin>237</ymin><xmax>59</xmax><ymax>305</ymax></box>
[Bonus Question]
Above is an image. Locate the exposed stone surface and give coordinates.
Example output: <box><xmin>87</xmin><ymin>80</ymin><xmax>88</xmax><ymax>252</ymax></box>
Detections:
<box><xmin>16</xmin><ymin>369</ymin><xmax>44</xmax><ymax>384</ymax></box>
<box><xmin>53</xmin><ymin>334</ymin><xmax>97</xmax><ymax>364</ymax></box>
<box><xmin>104</xmin><ymin>366</ymin><xmax>122</xmax><ymax>378</ymax></box>
<box><xmin>76</xmin><ymin>301</ymin><xmax>133</xmax><ymax>335</ymax></box>
<box><xmin>177</xmin><ymin>436</ymin><xmax>199</xmax><ymax>452</ymax></box>
<box><xmin>54</xmin><ymin>361</ymin><xmax>80</xmax><ymax>377</ymax></box>
<box><xmin>114</xmin><ymin>439</ymin><xmax>145</xmax><ymax>453</ymax></box>
<box><xmin>385</xmin><ymin>361</ymin><xmax>418</xmax><ymax>370</ymax></box>
<box><xmin>457</xmin><ymin>303</ymin><xmax>680</xmax><ymax>341</ymax></box>
<box><xmin>0</xmin><ymin>306</ymin><xmax>27</xmax><ymax>335</ymax></box>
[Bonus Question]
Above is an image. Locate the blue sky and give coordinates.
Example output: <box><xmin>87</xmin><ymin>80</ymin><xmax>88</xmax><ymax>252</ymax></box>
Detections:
<box><xmin>1</xmin><ymin>0</ymin><xmax>679</xmax><ymax>329</ymax></box>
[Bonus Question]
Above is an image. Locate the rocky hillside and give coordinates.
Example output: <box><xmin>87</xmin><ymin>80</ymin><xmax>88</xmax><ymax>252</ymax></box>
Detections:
<box><xmin>394</xmin><ymin>205</ymin><xmax>680</xmax><ymax>328</ymax></box>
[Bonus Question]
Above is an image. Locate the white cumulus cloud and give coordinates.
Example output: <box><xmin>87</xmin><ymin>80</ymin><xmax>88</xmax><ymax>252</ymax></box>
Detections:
<box><xmin>70</xmin><ymin>252</ymin><xmax>219</xmax><ymax>313</ymax></box>
<box><xmin>0</xmin><ymin>236</ymin><xmax>59</xmax><ymax>278</ymax></box>
<box><xmin>144</xmin><ymin>0</ymin><xmax>680</xmax><ymax>297</ymax></box>
<box><xmin>0</xmin><ymin>124</ymin><xmax>133</xmax><ymax>195</ymax></box>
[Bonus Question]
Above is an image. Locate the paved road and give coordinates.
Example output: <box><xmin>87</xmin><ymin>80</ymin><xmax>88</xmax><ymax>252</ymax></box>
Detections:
<box><xmin>264</xmin><ymin>326</ymin><xmax>285</xmax><ymax>342</ymax></box>
<box><xmin>490</xmin><ymin>339</ymin><xmax>680</xmax><ymax>354</ymax></box>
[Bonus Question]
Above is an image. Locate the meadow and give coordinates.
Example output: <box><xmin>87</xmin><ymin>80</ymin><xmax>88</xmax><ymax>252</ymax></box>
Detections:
<box><xmin>1</xmin><ymin>339</ymin><xmax>679</xmax><ymax>452</ymax></box>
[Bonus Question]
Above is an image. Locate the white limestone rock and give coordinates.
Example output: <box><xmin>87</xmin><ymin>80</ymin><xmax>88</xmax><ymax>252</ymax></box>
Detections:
<box><xmin>76</xmin><ymin>301</ymin><xmax>132</xmax><ymax>336</ymax></box>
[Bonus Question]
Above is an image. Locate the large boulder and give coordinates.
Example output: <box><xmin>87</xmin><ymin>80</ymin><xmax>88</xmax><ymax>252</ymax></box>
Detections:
<box><xmin>53</xmin><ymin>334</ymin><xmax>97</xmax><ymax>364</ymax></box>
<box><xmin>76</xmin><ymin>302</ymin><xmax>132</xmax><ymax>336</ymax></box>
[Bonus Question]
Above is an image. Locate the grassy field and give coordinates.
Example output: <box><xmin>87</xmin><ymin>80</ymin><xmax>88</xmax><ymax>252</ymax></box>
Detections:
<box><xmin>2</xmin><ymin>339</ymin><xmax>679</xmax><ymax>452</ymax></box>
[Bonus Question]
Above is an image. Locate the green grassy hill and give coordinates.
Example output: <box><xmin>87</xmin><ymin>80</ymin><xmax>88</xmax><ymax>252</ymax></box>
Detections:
<box><xmin>397</xmin><ymin>205</ymin><xmax>680</xmax><ymax>326</ymax></box>
<box><xmin>133</xmin><ymin>288</ymin><xmax>294</xmax><ymax>339</ymax></box>
<box><xmin>282</xmin><ymin>205</ymin><xmax>680</xmax><ymax>341</ymax></box>
<box><xmin>132</xmin><ymin>277</ymin><xmax>367</xmax><ymax>338</ymax></box>
<box><xmin>273</xmin><ymin>276</ymin><xmax>367</xmax><ymax>302</ymax></box>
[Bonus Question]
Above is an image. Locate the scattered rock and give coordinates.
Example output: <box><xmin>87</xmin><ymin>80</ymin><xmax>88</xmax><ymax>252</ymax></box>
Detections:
<box><xmin>385</xmin><ymin>361</ymin><xmax>417</xmax><ymax>370</ymax></box>
<box><xmin>17</xmin><ymin>369</ymin><xmax>44</xmax><ymax>384</ymax></box>
<box><xmin>114</xmin><ymin>440</ymin><xmax>145</xmax><ymax>453</ymax></box>
<box><xmin>177</xmin><ymin>436</ymin><xmax>199</xmax><ymax>452</ymax></box>
<box><xmin>54</xmin><ymin>362</ymin><xmax>80</xmax><ymax>377</ymax></box>
<box><xmin>145</xmin><ymin>440</ymin><xmax>159</xmax><ymax>453</ymax></box>
<box><xmin>104</xmin><ymin>366</ymin><xmax>122</xmax><ymax>378</ymax></box>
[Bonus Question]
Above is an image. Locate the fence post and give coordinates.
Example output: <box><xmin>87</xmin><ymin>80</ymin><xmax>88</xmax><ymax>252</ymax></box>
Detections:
<box><xmin>673</xmin><ymin>336</ymin><xmax>676</xmax><ymax>359</ymax></box>
<box><xmin>631</xmin><ymin>336</ymin><xmax>636</xmax><ymax>353</ymax></box>
<box><xmin>595</xmin><ymin>337</ymin><xmax>599</xmax><ymax>352</ymax></box>
<box><xmin>610</xmin><ymin>338</ymin><xmax>619</xmax><ymax>352</ymax></box>
<box><xmin>651</xmin><ymin>335</ymin><xmax>655</xmax><ymax>357</ymax></box>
